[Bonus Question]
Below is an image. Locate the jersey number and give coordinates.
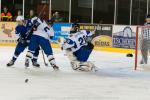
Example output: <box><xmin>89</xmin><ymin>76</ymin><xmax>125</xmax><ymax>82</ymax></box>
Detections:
<box><xmin>74</xmin><ymin>35</ymin><xmax>86</xmax><ymax>49</ymax></box>
<box><xmin>44</xmin><ymin>27</ymin><xmax>50</xmax><ymax>32</ymax></box>
<box><xmin>78</xmin><ymin>35</ymin><xmax>86</xmax><ymax>46</ymax></box>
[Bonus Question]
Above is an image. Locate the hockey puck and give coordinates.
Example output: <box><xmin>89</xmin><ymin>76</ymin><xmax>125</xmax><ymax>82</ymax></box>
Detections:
<box><xmin>25</xmin><ymin>79</ymin><xmax>29</xmax><ymax>83</ymax></box>
<box><xmin>126</xmin><ymin>53</ymin><xmax>133</xmax><ymax>57</ymax></box>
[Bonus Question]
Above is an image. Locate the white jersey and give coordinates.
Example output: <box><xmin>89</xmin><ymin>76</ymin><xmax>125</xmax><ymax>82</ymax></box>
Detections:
<box><xmin>63</xmin><ymin>30</ymin><xmax>93</xmax><ymax>52</ymax></box>
<box><xmin>31</xmin><ymin>17</ymin><xmax>54</xmax><ymax>40</ymax></box>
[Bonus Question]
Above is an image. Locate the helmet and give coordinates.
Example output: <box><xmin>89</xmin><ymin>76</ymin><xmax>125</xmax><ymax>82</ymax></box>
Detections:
<box><xmin>70</xmin><ymin>23</ymin><xmax>80</xmax><ymax>33</ymax></box>
<box><xmin>48</xmin><ymin>18</ymin><xmax>54</xmax><ymax>25</ymax></box>
<box><xmin>16</xmin><ymin>16</ymin><xmax>24</xmax><ymax>21</ymax></box>
<box><xmin>72</xmin><ymin>23</ymin><xmax>80</xmax><ymax>29</ymax></box>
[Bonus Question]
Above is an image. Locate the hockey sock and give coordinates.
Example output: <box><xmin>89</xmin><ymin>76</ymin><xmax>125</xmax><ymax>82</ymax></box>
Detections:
<box><xmin>26</xmin><ymin>51</ymin><xmax>33</xmax><ymax>59</ymax></box>
<box><xmin>48</xmin><ymin>55</ymin><xmax>56</xmax><ymax>66</ymax></box>
<box><xmin>12</xmin><ymin>55</ymin><xmax>18</xmax><ymax>62</ymax></box>
<box><xmin>32</xmin><ymin>56</ymin><xmax>38</xmax><ymax>62</ymax></box>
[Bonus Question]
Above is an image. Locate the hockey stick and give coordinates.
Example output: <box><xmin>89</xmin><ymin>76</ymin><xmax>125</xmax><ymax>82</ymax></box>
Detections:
<box><xmin>41</xmin><ymin>49</ymin><xmax>48</xmax><ymax>66</ymax></box>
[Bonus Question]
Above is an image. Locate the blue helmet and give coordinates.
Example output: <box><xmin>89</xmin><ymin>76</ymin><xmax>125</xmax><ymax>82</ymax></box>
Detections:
<box><xmin>48</xmin><ymin>18</ymin><xmax>54</xmax><ymax>25</ymax></box>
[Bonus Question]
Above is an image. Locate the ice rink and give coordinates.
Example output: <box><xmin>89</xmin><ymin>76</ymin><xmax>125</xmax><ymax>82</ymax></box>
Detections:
<box><xmin>1</xmin><ymin>46</ymin><xmax>150</xmax><ymax>100</ymax></box>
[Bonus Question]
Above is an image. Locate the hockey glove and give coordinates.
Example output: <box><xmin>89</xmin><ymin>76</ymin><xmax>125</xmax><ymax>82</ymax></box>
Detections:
<box><xmin>17</xmin><ymin>37</ymin><xmax>26</xmax><ymax>44</ymax></box>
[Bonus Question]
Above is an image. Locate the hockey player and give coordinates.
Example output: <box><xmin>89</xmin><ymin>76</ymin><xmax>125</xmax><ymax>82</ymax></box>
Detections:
<box><xmin>7</xmin><ymin>16</ymin><xmax>40</xmax><ymax>67</ymax></box>
<box><xmin>25</xmin><ymin>11</ymin><xmax>41</xmax><ymax>67</ymax></box>
<box><xmin>61</xmin><ymin>23</ymin><xmax>95</xmax><ymax>71</ymax></box>
<box><xmin>25</xmin><ymin>16</ymin><xmax>59</xmax><ymax>70</ymax></box>
<box><xmin>140</xmin><ymin>15</ymin><xmax>150</xmax><ymax>64</ymax></box>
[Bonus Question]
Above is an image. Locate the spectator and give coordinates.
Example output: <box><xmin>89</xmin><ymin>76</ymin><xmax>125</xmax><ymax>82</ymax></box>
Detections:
<box><xmin>14</xmin><ymin>10</ymin><xmax>22</xmax><ymax>21</ymax></box>
<box><xmin>26</xmin><ymin>9</ymin><xmax>35</xmax><ymax>19</ymax></box>
<box><xmin>1</xmin><ymin>6</ymin><xmax>12</xmax><ymax>21</ymax></box>
<box><xmin>52</xmin><ymin>12</ymin><xmax>63</xmax><ymax>22</ymax></box>
<box><xmin>99</xmin><ymin>19</ymin><xmax>103</xmax><ymax>24</ymax></box>
<box><xmin>17</xmin><ymin>10</ymin><xmax>22</xmax><ymax>16</ymax></box>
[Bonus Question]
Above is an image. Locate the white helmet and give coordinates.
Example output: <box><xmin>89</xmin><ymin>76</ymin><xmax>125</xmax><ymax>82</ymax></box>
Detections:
<box><xmin>16</xmin><ymin>16</ymin><xmax>24</xmax><ymax>21</ymax></box>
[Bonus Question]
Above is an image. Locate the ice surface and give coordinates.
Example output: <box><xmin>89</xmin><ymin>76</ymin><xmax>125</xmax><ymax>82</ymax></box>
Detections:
<box><xmin>0</xmin><ymin>46</ymin><xmax>150</xmax><ymax>100</ymax></box>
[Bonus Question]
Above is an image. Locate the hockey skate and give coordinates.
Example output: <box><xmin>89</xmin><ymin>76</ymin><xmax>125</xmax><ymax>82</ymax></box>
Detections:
<box><xmin>51</xmin><ymin>64</ymin><xmax>59</xmax><ymax>71</ymax></box>
<box><xmin>25</xmin><ymin>59</ymin><xmax>29</xmax><ymax>68</ymax></box>
<box><xmin>32</xmin><ymin>60</ymin><xmax>40</xmax><ymax>68</ymax></box>
<box><xmin>6</xmin><ymin>60</ymin><xmax>14</xmax><ymax>67</ymax></box>
<box><xmin>48</xmin><ymin>55</ymin><xmax>59</xmax><ymax>71</ymax></box>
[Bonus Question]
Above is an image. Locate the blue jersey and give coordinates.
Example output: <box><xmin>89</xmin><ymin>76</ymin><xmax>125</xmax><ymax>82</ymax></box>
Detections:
<box><xmin>26</xmin><ymin>19</ymin><xmax>33</xmax><ymax>31</ymax></box>
<box><xmin>15</xmin><ymin>25</ymin><xmax>31</xmax><ymax>40</ymax></box>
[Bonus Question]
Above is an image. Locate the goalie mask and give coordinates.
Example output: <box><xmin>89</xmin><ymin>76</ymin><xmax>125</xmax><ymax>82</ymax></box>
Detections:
<box><xmin>70</xmin><ymin>23</ymin><xmax>80</xmax><ymax>34</ymax></box>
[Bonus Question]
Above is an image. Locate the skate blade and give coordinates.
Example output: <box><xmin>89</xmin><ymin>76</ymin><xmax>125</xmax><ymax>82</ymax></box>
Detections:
<box><xmin>33</xmin><ymin>66</ymin><xmax>40</xmax><ymax>68</ymax></box>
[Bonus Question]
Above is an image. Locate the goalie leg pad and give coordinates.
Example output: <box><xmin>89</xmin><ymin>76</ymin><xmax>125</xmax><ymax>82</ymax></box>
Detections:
<box><xmin>71</xmin><ymin>61</ymin><xmax>95</xmax><ymax>71</ymax></box>
<box><xmin>65</xmin><ymin>50</ymin><xmax>77</xmax><ymax>61</ymax></box>
<box><xmin>79</xmin><ymin>61</ymin><xmax>95</xmax><ymax>71</ymax></box>
<box><xmin>71</xmin><ymin>61</ymin><xmax>80</xmax><ymax>70</ymax></box>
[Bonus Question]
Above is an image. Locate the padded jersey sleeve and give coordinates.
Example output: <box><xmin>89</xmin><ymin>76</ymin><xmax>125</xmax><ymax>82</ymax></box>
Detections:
<box><xmin>62</xmin><ymin>38</ymin><xmax>75</xmax><ymax>50</ymax></box>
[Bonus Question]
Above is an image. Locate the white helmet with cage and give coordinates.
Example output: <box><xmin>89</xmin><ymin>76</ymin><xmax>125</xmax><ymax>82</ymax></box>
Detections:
<box><xmin>16</xmin><ymin>16</ymin><xmax>24</xmax><ymax>21</ymax></box>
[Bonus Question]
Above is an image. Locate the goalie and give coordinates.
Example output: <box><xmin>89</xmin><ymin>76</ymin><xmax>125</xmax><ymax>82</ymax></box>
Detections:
<box><xmin>61</xmin><ymin>23</ymin><xmax>96</xmax><ymax>71</ymax></box>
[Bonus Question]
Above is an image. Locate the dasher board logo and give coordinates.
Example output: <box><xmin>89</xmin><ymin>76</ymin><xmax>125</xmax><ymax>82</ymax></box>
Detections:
<box><xmin>52</xmin><ymin>23</ymin><xmax>72</xmax><ymax>42</ymax></box>
<box><xmin>92</xmin><ymin>35</ymin><xmax>112</xmax><ymax>47</ymax></box>
<box><xmin>92</xmin><ymin>25</ymin><xmax>112</xmax><ymax>47</ymax></box>
<box><xmin>0</xmin><ymin>22</ymin><xmax>17</xmax><ymax>43</ymax></box>
<box><xmin>113</xmin><ymin>26</ymin><xmax>136</xmax><ymax>49</ymax></box>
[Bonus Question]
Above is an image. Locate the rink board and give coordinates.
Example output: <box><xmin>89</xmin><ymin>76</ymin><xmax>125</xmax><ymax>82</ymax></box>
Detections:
<box><xmin>0</xmin><ymin>22</ymin><xmax>135</xmax><ymax>54</ymax></box>
<box><xmin>0</xmin><ymin>42</ymin><xmax>134</xmax><ymax>54</ymax></box>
